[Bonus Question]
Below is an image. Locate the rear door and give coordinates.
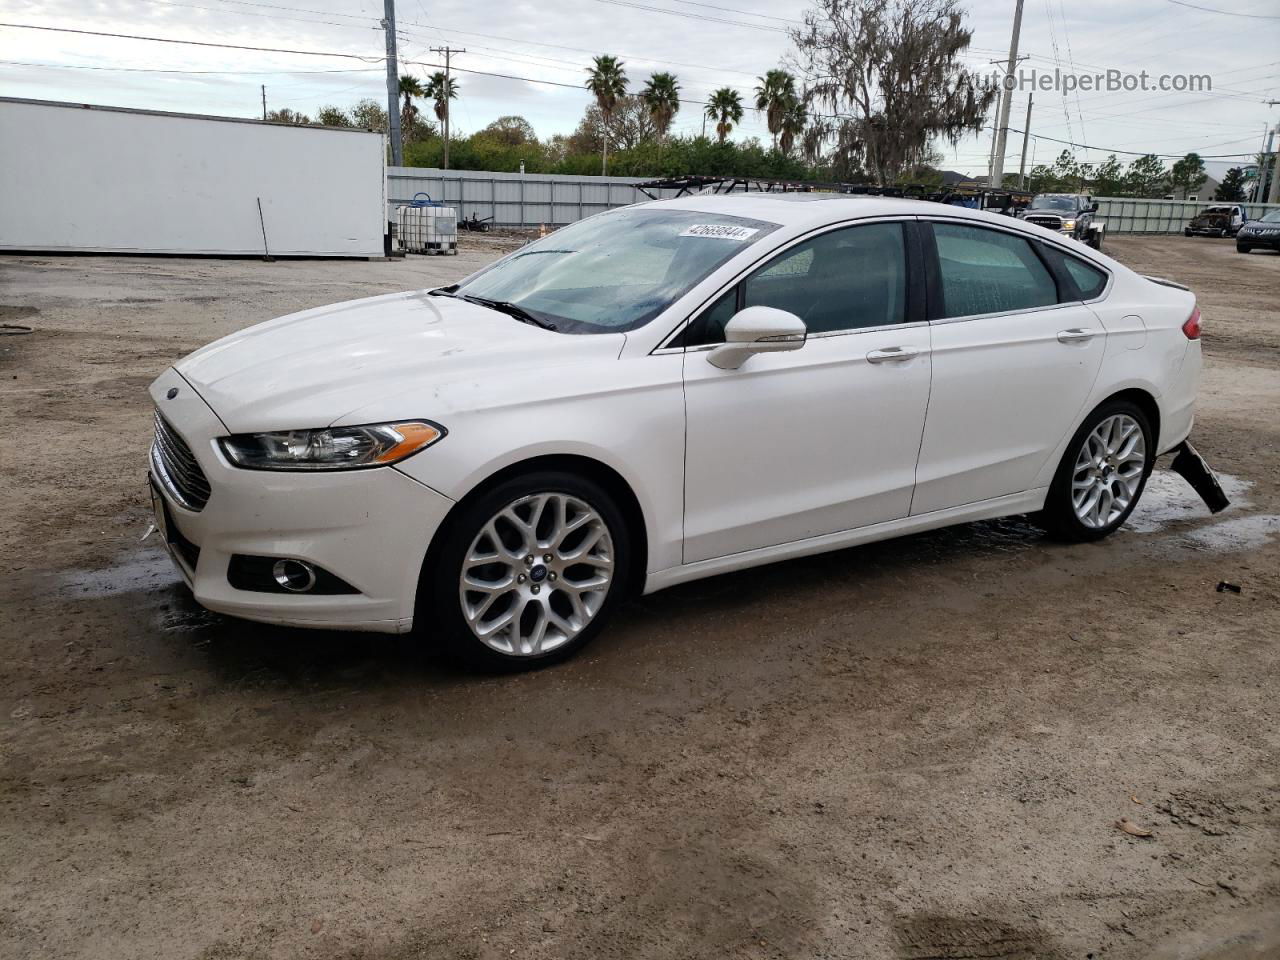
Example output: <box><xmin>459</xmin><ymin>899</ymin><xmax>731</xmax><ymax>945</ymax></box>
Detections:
<box><xmin>911</xmin><ymin>219</ymin><xmax>1106</xmax><ymax>515</ymax></box>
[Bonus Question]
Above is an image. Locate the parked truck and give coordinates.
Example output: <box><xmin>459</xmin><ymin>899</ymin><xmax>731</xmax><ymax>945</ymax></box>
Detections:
<box><xmin>1018</xmin><ymin>193</ymin><xmax>1104</xmax><ymax>250</ymax></box>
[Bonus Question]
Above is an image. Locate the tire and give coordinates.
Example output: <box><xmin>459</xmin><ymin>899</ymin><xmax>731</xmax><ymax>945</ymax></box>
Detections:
<box><xmin>1039</xmin><ymin>399</ymin><xmax>1155</xmax><ymax>542</ymax></box>
<box><xmin>1184</xmin><ymin>229</ymin><xmax>1192</xmax><ymax>237</ymax></box>
<box><xmin>1237</xmin><ymin>243</ymin><xmax>1251</xmax><ymax>254</ymax></box>
<box><xmin>418</xmin><ymin>470</ymin><xmax>631</xmax><ymax>670</ymax></box>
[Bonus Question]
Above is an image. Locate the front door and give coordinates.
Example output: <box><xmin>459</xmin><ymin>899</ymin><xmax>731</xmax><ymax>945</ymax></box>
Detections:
<box><xmin>681</xmin><ymin>220</ymin><xmax>933</xmax><ymax>563</ymax></box>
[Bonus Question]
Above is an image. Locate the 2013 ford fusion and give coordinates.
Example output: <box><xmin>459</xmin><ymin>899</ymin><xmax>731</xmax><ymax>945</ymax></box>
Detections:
<box><xmin>148</xmin><ymin>194</ymin><xmax>1208</xmax><ymax>668</ymax></box>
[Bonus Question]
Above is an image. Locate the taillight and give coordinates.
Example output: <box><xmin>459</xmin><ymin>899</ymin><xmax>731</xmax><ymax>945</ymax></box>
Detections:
<box><xmin>1182</xmin><ymin>306</ymin><xmax>1201</xmax><ymax>340</ymax></box>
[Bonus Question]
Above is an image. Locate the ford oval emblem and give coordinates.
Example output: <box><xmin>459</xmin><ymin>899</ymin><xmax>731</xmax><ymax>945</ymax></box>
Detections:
<box><xmin>166</xmin><ymin>387</ymin><xmax>179</xmax><ymax>399</ymax></box>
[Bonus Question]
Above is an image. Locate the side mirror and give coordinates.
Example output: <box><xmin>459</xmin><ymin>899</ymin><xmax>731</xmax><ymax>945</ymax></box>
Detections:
<box><xmin>707</xmin><ymin>306</ymin><xmax>806</xmax><ymax>370</ymax></box>
<box><xmin>1088</xmin><ymin>202</ymin><xmax>1100</xmax><ymax>213</ymax></box>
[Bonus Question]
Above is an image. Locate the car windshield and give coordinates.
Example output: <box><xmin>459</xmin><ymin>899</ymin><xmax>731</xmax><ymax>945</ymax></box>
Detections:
<box><xmin>450</xmin><ymin>207</ymin><xmax>779</xmax><ymax>334</ymax></box>
<box><xmin>1259</xmin><ymin>209</ymin><xmax>1280</xmax><ymax>223</ymax></box>
<box><xmin>1028</xmin><ymin>196</ymin><xmax>1076</xmax><ymax>212</ymax></box>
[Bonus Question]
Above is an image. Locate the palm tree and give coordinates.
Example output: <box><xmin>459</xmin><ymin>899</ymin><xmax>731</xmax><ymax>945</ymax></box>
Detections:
<box><xmin>423</xmin><ymin>71</ymin><xmax>459</xmax><ymax>168</ymax></box>
<box><xmin>398</xmin><ymin>74</ymin><xmax>423</xmax><ymax>135</ymax></box>
<box><xmin>585</xmin><ymin>54</ymin><xmax>628</xmax><ymax>175</ymax></box>
<box><xmin>705</xmin><ymin>88</ymin><xmax>743</xmax><ymax>145</ymax></box>
<box><xmin>640</xmin><ymin>72</ymin><xmax>680</xmax><ymax>141</ymax></box>
<box><xmin>779</xmin><ymin>97</ymin><xmax>807</xmax><ymax>158</ymax></box>
<box><xmin>754</xmin><ymin>69</ymin><xmax>796</xmax><ymax>152</ymax></box>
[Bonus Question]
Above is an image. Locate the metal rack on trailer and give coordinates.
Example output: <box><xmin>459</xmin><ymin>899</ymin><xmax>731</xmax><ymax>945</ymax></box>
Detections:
<box><xmin>634</xmin><ymin>176</ymin><xmax>1032</xmax><ymax>217</ymax></box>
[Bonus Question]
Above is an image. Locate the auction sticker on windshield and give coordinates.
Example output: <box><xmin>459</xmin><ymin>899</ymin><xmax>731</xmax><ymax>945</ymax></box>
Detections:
<box><xmin>679</xmin><ymin>224</ymin><xmax>761</xmax><ymax>241</ymax></box>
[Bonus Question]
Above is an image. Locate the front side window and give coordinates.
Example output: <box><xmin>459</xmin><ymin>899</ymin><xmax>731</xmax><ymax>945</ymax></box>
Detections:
<box><xmin>680</xmin><ymin>221</ymin><xmax>908</xmax><ymax>345</ymax></box>
<box><xmin>932</xmin><ymin>223</ymin><xmax>1057</xmax><ymax>318</ymax></box>
<box><xmin>451</xmin><ymin>207</ymin><xmax>778</xmax><ymax>334</ymax></box>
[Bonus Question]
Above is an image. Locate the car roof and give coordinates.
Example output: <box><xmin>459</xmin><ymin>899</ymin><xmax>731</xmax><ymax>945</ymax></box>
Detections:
<box><xmin>642</xmin><ymin>193</ymin><xmax>1020</xmax><ymax>230</ymax></box>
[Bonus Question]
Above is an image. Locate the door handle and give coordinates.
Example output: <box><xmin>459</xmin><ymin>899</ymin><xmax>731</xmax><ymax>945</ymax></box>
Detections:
<box><xmin>1057</xmin><ymin>328</ymin><xmax>1097</xmax><ymax>344</ymax></box>
<box><xmin>866</xmin><ymin>346</ymin><xmax>920</xmax><ymax>363</ymax></box>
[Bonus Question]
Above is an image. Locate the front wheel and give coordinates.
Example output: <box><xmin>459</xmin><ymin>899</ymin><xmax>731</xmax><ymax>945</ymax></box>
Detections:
<box><xmin>1236</xmin><ymin>243</ymin><xmax>1252</xmax><ymax>254</ymax></box>
<box><xmin>1184</xmin><ymin>229</ymin><xmax>1193</xmax><ymax>238</ymax></box>
<box><xmin>1039</xmin><ymin>400</ymin><xmax>1154</xmax><ymax>541</ymax></box>
<box><xmin>421</xmin><ymin>472</ymin><xmax>630</xmax><ymax>670</ymax></box>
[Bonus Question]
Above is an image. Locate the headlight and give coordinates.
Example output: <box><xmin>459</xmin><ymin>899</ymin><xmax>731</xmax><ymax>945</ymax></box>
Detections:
<box><xmin>219</xmin><ymin>421</ymin><xmax>445</xmax><ymax>471</ymax></box>
<box><xmin>1062</xmin><ymin>219</ymin><xmax>1077</xmax><ymax>230</ymax></box>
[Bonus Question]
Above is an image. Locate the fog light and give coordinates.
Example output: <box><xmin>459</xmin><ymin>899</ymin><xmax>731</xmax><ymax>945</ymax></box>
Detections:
<box><xmin>272</xmin><ymin>558</ymin><xmax>318</xmax><ymax>593</ymax></box>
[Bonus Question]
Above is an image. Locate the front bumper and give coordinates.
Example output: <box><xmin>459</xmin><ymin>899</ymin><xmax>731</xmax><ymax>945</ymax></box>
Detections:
<box><xmin>1237</xmin><ymin>233</ymin><xmax>1280</xmax><ymax>250</ymax></box>
<box><xmin>147</xmin><ymin>368</ymin><xmax>455</xmax><ymax>634</ymax></box>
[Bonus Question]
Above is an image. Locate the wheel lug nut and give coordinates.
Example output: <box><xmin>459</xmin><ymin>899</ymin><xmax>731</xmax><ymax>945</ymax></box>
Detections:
<box><xmin>517</xmin><ymin>574</ymin><xmax>527</xmax><ymax>584</ymax></box>
<box><xmin>531</xmin><ymin>584</ymin><xmax>540</xmax><ymax>595</ymax></box>
<box><xmin>548</xmin><ymin>572</ymin><xmax>557</xmax><ymax>581</ymax></box>
<box><xmin>524</xmin><ymin>555</ymin><xmax>534</xmax><ymax>565</ymax></box>
<box><xmin>542</xmin><ymin>553</ymin><xmax>552</xmax><ymax>562</ymax></box>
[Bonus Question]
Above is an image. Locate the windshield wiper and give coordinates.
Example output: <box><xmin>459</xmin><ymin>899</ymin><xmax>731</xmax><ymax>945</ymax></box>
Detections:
<box><xmin>459</xmin><ymin>294</ymin><xmax>558</xmax><ymax>330</ymax></box>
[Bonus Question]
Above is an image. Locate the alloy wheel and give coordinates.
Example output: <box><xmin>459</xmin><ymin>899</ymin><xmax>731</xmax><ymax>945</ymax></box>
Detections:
<box><xmin>1070</xmin><ymin>413</ymin><xmax>1146</xmax><ymax>529</ymax></box>
<box><xmin>458</xmin><ymin>492</ymin><xmax>615</xmax><ymax>656</ymax></box>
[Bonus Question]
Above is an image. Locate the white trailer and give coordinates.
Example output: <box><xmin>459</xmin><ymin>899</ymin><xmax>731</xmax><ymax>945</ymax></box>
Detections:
<box><xmin>0</xmin><ymin>97</ymin><xmax>386</xmax><ymax>258</ymax></box>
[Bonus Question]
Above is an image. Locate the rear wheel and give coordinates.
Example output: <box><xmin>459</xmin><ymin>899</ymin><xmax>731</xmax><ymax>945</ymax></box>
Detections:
<box><xmin>421</xmin><ymin>471</ymin><xmax>630</xmax><ymax>670</ymax></box>
<box><xmin>1039</xmin><ymin>400</ymin><xmax>1154</xmax><ymax>541</ymax></box>
<box><xmin>1237</xmin><ymin>243</ymin><xmax>1252</xmax><ymax>254</ymax></box>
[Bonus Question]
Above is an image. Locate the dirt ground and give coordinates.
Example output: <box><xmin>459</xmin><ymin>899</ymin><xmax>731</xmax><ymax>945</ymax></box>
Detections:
<box><xmin>1</xmin><ymin>235</ymin><xmax>1278</xmax><ymax>960</ymax></box>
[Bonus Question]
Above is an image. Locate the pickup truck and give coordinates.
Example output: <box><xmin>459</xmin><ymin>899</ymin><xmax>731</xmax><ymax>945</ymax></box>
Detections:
<box><xmin>1018</xmin><ymin>194</ymin><xmax>1104</xmax><ymax>250</ymax></box>
<box><xmin>1185</xmin><ymin>204</ymin><xmax>1249</xmax><ymax>238</ymax></box>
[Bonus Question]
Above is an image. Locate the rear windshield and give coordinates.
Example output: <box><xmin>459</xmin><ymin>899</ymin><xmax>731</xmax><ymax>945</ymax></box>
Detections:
<box><xmin>453</xmin><ymin>207</ymin><xmax>779</xmax><ymax>334</ymax></box>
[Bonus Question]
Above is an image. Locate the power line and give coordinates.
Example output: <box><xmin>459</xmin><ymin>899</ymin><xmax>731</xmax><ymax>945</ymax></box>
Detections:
<box><xmin>656</xmin><ymin>0</ymin><xmax>799</xmax><ymax>24</ymax></box>
<box><xmin>0</xmin><ymin>59</ymin><xmax>381</xmax><ymax>76</ymax></box>
<box><xmin>588</xmin><ymin>0</ymin><xmax>787</xmax><ymax>32</ymax></box>
<box><xmin>1164</xmin><ymin>0</ymin><xmax>1280</xmax><ymax>19</ymax></box>
<box><xmin>0</xmin><ymin>22</ymin><xmax>387</xmax><ymax>62</ymax></box>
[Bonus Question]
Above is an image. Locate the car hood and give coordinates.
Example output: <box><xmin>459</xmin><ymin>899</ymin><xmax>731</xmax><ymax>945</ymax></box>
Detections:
<box><xmin>175</xmin><ymin>290</ymin><xmax>625</xmax><ymax>433</ymax></box>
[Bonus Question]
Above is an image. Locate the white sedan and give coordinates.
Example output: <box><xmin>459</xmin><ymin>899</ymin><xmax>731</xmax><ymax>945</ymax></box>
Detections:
<box><xmin>148</xmin><ymin>194</ymin><xmax>1206</xmax><ymax>668</ymax></box>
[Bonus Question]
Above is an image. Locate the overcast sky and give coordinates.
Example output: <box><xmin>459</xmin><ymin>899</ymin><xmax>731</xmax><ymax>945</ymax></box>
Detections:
<box><xmin>3</xmin><ymin>0</ymin><xmax>1277</xmax><ymax>177</ymax></box>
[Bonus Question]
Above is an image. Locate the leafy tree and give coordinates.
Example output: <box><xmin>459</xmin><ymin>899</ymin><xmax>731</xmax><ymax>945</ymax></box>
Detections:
<box><xmin>569</xmin><ymin>97</ymin><xmax>658</xmax><ymax>154</ymax></box>
<box><xmin>477</xmin><ymin>116</ymin><xmax>538</xmax><ymax>147</ymax></box>
<box><xmin>264</xmin><ymin>108</ymin><xmax>310</xmax><ymax>125</ymax></box>
<box><xmin>1026</xmin><ymin>164</ymin><xmax>1057</xmax><ymax>194</ymax></box>
<box><xmin>585</xmin><ymin>54</ymin><xmax>628</xmax><ymax>175</ymax></box>
<box><xmin>1214</xmin><ymin>167</ymin><xmax>1247</xmax><ymax>202</ymax></box>
<box><xmin>1167</xmin><ymin>152</ymin><xmax>1207</xmax><ymax>199</ymax></box>
<box><xmin>349</xmin><ymin>98</ymin><xmax>388</xmax><ymax>133</ymax></box>
<box><xmin>801</xmin><ymin>116</ymin><xmax>830</xmax><ymax>165</ymax></box>
<box><xmin>424</xmin><ymin>71</ymin><xmax>459</xmax><ymax>168</ymax></box>
<box><xmin>315</xmin><ymin>106</ymin><xmax>352</xmax><ymax>127</ymax></box>
<box><xmin>754</xmin><ymin>69</ymin><xmax>797</xmax><ymax>151</ymax></box>
<box><xmin>705</xmin><ymin>88</ymin><xmax>744</xmax><ymax>144</ymax></box>
<box><xmin>1124</xmin><ymin>153</ymin><xmax>1168</xmax><ymax>198</ymax></box>
<box><xmin>1049</xmin><ymin>150</ymin><xmax>1080</xmax><ymax>190</ymax></box>
<box><xmin>1090</xmin><ymin>154</ymin><xmax>1125</xmax><ymax>196</ymax></box>
<box><xmin>791</xmin><ymin>0</ymin><xmax>995</xmax><ymax>184</ymax></box>
<box><xmin>640</xmin><ymin>72</ymin><xmax>681</xmax><ymax>140</ymax></box>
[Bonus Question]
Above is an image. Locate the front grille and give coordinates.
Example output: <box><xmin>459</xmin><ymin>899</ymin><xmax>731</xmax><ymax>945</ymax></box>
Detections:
<box><xmin>151</xmin><ymin>411</ymin><xmax>211</xmax><ymax>511</ymax></box>
<box><xmin>1025</xmin><ymin>215</ymin><xmax>1064</xmax><ymax>230</ymax></box>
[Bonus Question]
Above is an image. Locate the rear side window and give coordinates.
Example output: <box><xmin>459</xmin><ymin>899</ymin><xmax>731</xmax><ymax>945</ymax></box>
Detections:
<box><xmin>932</xmin><ymin>223</ymin><xmax>1057</xmax><ymax>318</ymax></box>
<box><xmin>1037</xmin><ymin>243</ymin><xmax>1109</xmax><ymax>300</ymax></box>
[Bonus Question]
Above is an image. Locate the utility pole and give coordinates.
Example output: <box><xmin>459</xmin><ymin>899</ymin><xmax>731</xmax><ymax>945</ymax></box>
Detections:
<box><xmin>990</xmin><ymin>0</ymin><xmax>1025</xmax><ymax>189</ymax></box>
<box><xmin>430</xmin><ymin>46</ymin><xmax>465</xmax><ymax>170</ymax></box>
<box><xmin>1268</xmin><ymin>108</ymin><xmax>1280</xmax><ymax>204</ymax></box>
<box><xmin>382</xmin><ymin>0</ymin><xmax>403</xmax><ymax>167</ymax></box>
<box><xmin>1017</xmin><ymin>92</ymin><xmax>1033</xmax><ymax>189</ymax></box>
<box><xmin>261</xmin><ymin>85</ymin><xmax>267</xmax><ymax>121</ymax></box>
